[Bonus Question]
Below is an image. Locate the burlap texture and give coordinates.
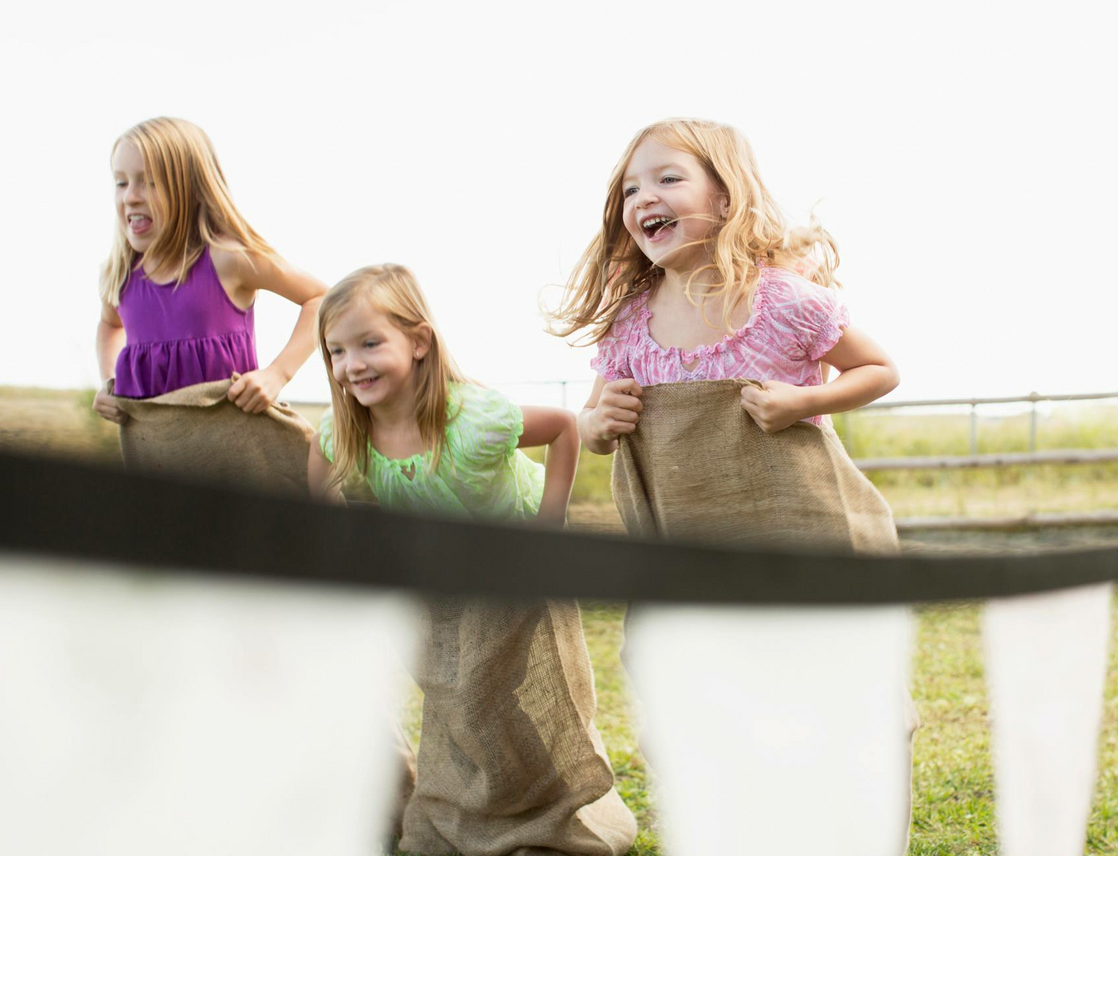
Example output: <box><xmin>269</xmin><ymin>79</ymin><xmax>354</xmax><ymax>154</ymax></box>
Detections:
<box><xmin>113</xmin><ymin>375</ymin><xmax>315</xmax><ymax>495</ymax></box>
<box><xmin>399</xmin><ymin>596</ymin><xmax>637</xmax><ymax>855</ymax></box>
<box><xmin>384</xmin><ymin>724</ymin><xmax>418</xmax><ymax>850</ymax></box>
<box><xmin>612</xmin><ymin>380</ymin><xmax>899</xmax><ymax>554</ymax></box>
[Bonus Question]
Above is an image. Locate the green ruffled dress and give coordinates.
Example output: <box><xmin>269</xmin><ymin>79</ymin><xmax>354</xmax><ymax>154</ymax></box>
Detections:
<box><xmin>318</xmin><ymin>382</ymin><xmax>543</xmax><ymax>519</ymax></box>
<box><xmin>315</xmin><ymin>381</ymin><xmax>637</xmax><ymax>855</ymax></box>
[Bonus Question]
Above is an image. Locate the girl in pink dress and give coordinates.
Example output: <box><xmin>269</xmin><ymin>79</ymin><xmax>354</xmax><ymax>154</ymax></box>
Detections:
<box><xmin>549</xmin><ymin>119</ymin><xmax>918</xmax><ymax>851</ymax></box>
<box><xmin>549</xmin><ymin>117</ymin><xmax>899</xmax><ymax>451</ymax></box>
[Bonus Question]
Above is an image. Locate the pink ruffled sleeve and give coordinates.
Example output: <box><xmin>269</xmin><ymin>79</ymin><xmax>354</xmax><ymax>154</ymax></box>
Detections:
<box><xmin>764</xmin><ymin>268</ymin><xmax>849</xmax><ymax>362</ymax></box>
<box><xmin>588</xmin><ymin>302</ymin><xmax>638</xmax><ymax>381</ymax></box>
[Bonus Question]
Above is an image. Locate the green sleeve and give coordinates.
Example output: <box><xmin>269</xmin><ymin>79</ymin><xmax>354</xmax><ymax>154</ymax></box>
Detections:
<box><xmin>450</xmin><ymin>385</ymin><xmax>524</xmax><ymax>465</ymax></box>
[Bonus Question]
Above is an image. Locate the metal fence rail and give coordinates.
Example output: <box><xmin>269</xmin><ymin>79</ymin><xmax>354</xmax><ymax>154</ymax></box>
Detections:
<box><xmin>857</xmin><ymin>390</ymin><xmax>1118</xmax><ymax>456</ymax></box>
<box><xmin>855</xmin><ymin>448</ymin><xmax>1118</xmax><ymax>472</ymax></box>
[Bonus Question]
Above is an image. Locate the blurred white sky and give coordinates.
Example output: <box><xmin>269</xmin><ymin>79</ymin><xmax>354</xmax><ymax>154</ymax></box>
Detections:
<box><xmin>2</xmin><ymin>1</ymin><xmax>1115</xmax><ymax>406</ymax></box>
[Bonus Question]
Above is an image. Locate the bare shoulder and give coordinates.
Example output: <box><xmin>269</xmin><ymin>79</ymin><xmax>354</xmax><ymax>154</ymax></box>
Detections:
<box><xmin>99</xmin><ymin>299</ymin><xmax>123</xmax><ymax>327</ymax></box>
<box><xmin>209</xmin><ymin>240</ymin><xmax>254</xmax><ymax>280</ymax></box>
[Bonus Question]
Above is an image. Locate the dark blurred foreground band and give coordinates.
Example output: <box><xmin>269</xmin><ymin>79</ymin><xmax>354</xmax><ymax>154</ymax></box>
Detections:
<box><xmin>5</xmin><ymin>450</ymin><xmax>1118</xmax><ymax>604</ymax></box>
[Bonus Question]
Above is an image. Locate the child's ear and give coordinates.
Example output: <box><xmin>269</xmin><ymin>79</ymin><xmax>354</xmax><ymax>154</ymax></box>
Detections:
<box><xmin>413</xmin><ymin>323</ymin><xmax>433</xmax><ymax>360</ymax></box>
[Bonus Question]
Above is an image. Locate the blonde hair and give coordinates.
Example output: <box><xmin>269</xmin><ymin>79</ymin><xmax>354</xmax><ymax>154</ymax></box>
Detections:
<box><xmin>548</xmin><ymin>117</ymin><xmax>840</xmax><ymax>343</ymax></box>
<box><xmin>317</xmin><ymin>264</ymin><xmax>466</xmax><ymax>490</ymax></box>
<box><xmin>99</xmin><ymin>117</ymin><xmax>274</xmax><ymax>306</ymax></box>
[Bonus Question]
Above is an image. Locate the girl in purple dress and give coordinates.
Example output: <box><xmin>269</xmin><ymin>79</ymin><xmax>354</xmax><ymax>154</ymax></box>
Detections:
<box><xmin>92</xmin><ymin>117</ymin><xmax>326</xmax><ymax>423</ymax></box>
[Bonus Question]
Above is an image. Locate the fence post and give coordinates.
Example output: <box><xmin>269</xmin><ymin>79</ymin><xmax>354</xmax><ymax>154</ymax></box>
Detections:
<box><xmin>560</xmin><ymin>379</ymin><xmax>568</xmax><ymax>410</ymax></box>
<box><xmin>969</xmin><ymin>403</ymin><xmax>978</xmax><ymax>455</ymax></box>
<box><xmin>1029</xmin><ymin>393</ymin><xmax>1039</xmax><ymax>452</ymax></box>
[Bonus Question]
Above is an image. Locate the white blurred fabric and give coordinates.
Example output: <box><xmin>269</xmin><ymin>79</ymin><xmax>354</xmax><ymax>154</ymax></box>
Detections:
<box><xmin>626</xmin><ymin>603</ymin><xmax>914</xmax><ymax>855</ymax></box>
<box><xmin>0</xmin><ymin>555</ymin><xmax>418</xmax><ymax>854</ymax></box>
<box><xmin>983</xmin><ymin>583</ymin><xmax>1111</xmax><ymax>856</ymax></box>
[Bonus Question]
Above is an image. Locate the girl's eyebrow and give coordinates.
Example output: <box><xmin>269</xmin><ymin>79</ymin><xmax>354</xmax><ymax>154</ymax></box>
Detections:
<box><xmin>623</xmin><ymin>161</ymin><xmax>687</xmax><ymax>183</ymax></box>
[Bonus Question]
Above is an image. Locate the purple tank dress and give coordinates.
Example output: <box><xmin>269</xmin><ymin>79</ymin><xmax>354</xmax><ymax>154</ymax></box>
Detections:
<box><xmin>114</xmin><ymin>246</ymin><xmax>258</xmax><ymax>399</ymax></box>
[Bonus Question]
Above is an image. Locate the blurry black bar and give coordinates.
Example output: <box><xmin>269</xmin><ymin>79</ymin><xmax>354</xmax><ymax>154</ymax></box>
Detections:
<box><xmin>2</xmin><ymin>450</ymin><xmax>1117</xmax><ymax>605</ymax></box>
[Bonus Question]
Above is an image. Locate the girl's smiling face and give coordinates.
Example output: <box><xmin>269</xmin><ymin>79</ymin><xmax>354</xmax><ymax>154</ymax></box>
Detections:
<box><xmin>621</xmin><ymin>137</ymin><xmax>727</xmax><ymax>272</ymax></box>
<box><xmin>325</xmin><ymin>300</ymin><xmax>429</xmax><ymax>410</ymax></box>
<box><xmin>111</xmin><ymin>140</ymin><xmax>161</xmax><ymax>253</ymax></box>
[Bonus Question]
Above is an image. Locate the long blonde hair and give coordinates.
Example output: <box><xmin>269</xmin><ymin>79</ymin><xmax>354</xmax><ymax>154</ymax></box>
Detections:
<box><xmin>317</xmin><ymin>264</ymin><xmax>465</xmax><ymax>489</ymax></box>
<box><xmin>99</xmin><ymin>117</ymin><xmax>274</xmax><ymax>306</ymax></box>
<box><xmin>548</xmin><ymin>117</ymin><xmax>840</xmax><ymax>343</ymax></box>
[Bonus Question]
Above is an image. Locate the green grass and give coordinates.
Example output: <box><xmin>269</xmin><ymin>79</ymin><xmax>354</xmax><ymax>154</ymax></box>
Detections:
<box><xmin>1089</xmin><ymin>608</ymin><xmax>1118</xmax><ymax>855</ymax></box>
<box><xmin>908</xmin><ymin>603</ymin><xmax>998</xmax><ymax>854</ymax></box>
<box><xmin>579</xmin><ymin>600</ymin><xmax>662</xmax><ymax>855</ymax></box>
<box><xmin>834</xmin><ymin>403</ymin><xmax>1118</xmax><ymax>460</ymax></box>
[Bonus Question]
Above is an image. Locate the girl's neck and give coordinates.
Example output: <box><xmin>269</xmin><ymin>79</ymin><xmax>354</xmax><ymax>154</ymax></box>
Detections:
<box><xmin>657</xmin><ymin>262</ymin><xmax>722</xmax><ymax>302</ymax></box>
<box><xmin>365</xmin><ymin>387</ymin><xmax>429</xmax><ymax>462</ymax></box>
<box><xmin>651</xmin><ymin>260</ymin><xmax>750</xmax><ymax>333</ymax></box>
<box><xmin>138</xmin><ymin>250</ymin><xmax>178</xmax><ymax>283</ymax></box>
<box><xmin>368</xmin><ymin>387</ymin><xmax>421</xmax><ymax>435</ymax></box>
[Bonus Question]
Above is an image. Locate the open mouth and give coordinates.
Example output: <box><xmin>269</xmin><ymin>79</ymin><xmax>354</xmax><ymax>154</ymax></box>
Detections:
<box><xmin>351</xmin><ymin>376</ymin><xmax>380</xmax><ymax>391</ymax></box>
<box><xmin>127</xmin><ymin>214</ymin><xmax>153</xmax><ymax>236</ymax></box>
<box><xmin>641</xmin><ymin>215</ymin><xmax>677</xmax><ymax>241</ymax></box>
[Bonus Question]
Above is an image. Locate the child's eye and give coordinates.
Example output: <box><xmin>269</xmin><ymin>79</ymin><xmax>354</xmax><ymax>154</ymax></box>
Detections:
<box><xmin>623</xmin><ymin>186</ymin><xmax>638</xmax><ymax>198</ymax></box>
<box><xmin>661</xmin><ymin>176</ymin><xmax>680</xmax><ymax>184</ymax></box>
<box><xmin>364</xmin><ymin>340</ymin><xmax>379</xmax><ymax>348</ymax></box>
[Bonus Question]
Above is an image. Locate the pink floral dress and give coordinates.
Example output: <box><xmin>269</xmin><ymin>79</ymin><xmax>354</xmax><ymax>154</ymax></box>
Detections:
<box><xmin>590</xmin><ymin>264</ymin><xmax>849</xmax><ymax>426</ymax></box>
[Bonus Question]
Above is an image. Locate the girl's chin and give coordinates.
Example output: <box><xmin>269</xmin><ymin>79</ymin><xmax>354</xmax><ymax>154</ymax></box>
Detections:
<box><xmin>647</xmin><ymin>251</ymin><xmax>699</xmax><ymax>273</ymax></box>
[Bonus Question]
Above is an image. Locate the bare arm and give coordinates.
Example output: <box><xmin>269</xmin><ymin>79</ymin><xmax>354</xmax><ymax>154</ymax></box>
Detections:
<box><xmin>519</xmin><ymin>406</ymin><xmax>580</xmax><ymax>526</ymax></box>
<box><xmin>740</xmin><ymin>325</ymin><xmax>899</xmax><ymax>433</ymax></box>
<box><xmin>577</xmin><ymin>375</ymin><xmax>644</xmax><ymax>456</ymax></box>
<box><xmin>214</xmin><ymin>247</ymin><xmax>328</xmax><ymax>414</ymax></box>
<box><xmin>92</xmin><ymin>301</ymin><xmax>128</xmax><ymax>424</ymax></box>
<box><xmin>308</xmin><ymin>438</ymin><xmax>344</xmax><ymax>504</ymax></box>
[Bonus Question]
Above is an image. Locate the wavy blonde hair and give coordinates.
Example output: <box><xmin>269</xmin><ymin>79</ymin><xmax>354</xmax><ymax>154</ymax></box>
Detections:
<box><xmin>548</xmin><ymin>117</ymin><xmax>840</xmax><ymax>343</ymax></box>
<box><xmin>99</xmin><ymin>117</ymin><xmax>274</xmax><ymax>307</ymax></box>
<box><xmin>317</xmin><ymin>264</ymin><xmax>466</xmax><ymax>490</ymax></box>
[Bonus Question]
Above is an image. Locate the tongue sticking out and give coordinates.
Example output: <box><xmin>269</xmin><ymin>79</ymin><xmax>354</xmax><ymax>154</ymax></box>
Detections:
<box><xmin>129</xmin><ymin>216</ymin><xmax>152</xmax><ymax>235</ymax></box>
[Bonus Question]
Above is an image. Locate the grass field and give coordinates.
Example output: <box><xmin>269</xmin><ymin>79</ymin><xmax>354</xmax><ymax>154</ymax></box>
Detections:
<box><xmin>3</xmin><ymin>386</ymin><xmax>1117</xmax><ymax>854</ymax></box>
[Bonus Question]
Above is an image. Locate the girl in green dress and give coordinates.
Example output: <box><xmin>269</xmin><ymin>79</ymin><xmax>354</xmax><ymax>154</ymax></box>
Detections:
<box><xmin>309</xmin><ymin>264</ymin><xmax>636</xmax><ymax>855</ymax></box>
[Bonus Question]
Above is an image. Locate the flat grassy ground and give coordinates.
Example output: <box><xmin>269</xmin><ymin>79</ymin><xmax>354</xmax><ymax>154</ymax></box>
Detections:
<box><xmin>4</xmin><ymin>387</ymin><xmax>1117</xmax><ymax>854</ymax></box>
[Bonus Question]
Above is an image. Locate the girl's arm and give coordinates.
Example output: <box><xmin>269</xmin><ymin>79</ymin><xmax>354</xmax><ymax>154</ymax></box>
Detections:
<box><xmin>578</xmin><ymin>375</ymin><xmax>644</xmax><ymax>455</ymax></box>
<box><xmin>740</xmin><ymin>326</ymin><xmax>899</xmax><ymax>433</ymax></box>
<box><xmin>519</xmin><ymin>406</ymin><xmax>580</xmax><ymax>526</ymax></box>
<box><xmin>308</xmin><ymin>439</ymin><xmax>344</xmax><ymax>504</ymax></box>
<box><xmin>213</xmin><ymin>247</ymin><xmax>328</xmax><ymax>414</ymax></box>
<box><xmin>92</xmin><ymin>301</ymin><xmax>128</xmax><ymax>424</ymax></box>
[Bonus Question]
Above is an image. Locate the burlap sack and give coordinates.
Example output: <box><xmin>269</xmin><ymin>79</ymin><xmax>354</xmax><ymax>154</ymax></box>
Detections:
<box><xmin>384</xmin><ymin>724</ymin><xmax>418</xmax><ymax>850</ymax></box>
<box><xmin>612</xmin><ymin>380</ymin><xmax>898</xmax><ymax>553</ymax></box>
<box><xmin>399</xmin><ymin>596</ymin><xmax>638</xmax><ymax>855</ymax></box>
<box><xmin>113</xmin><ymin>375</ymin><xmax>315</xmax><ymax>495</ymax></box>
